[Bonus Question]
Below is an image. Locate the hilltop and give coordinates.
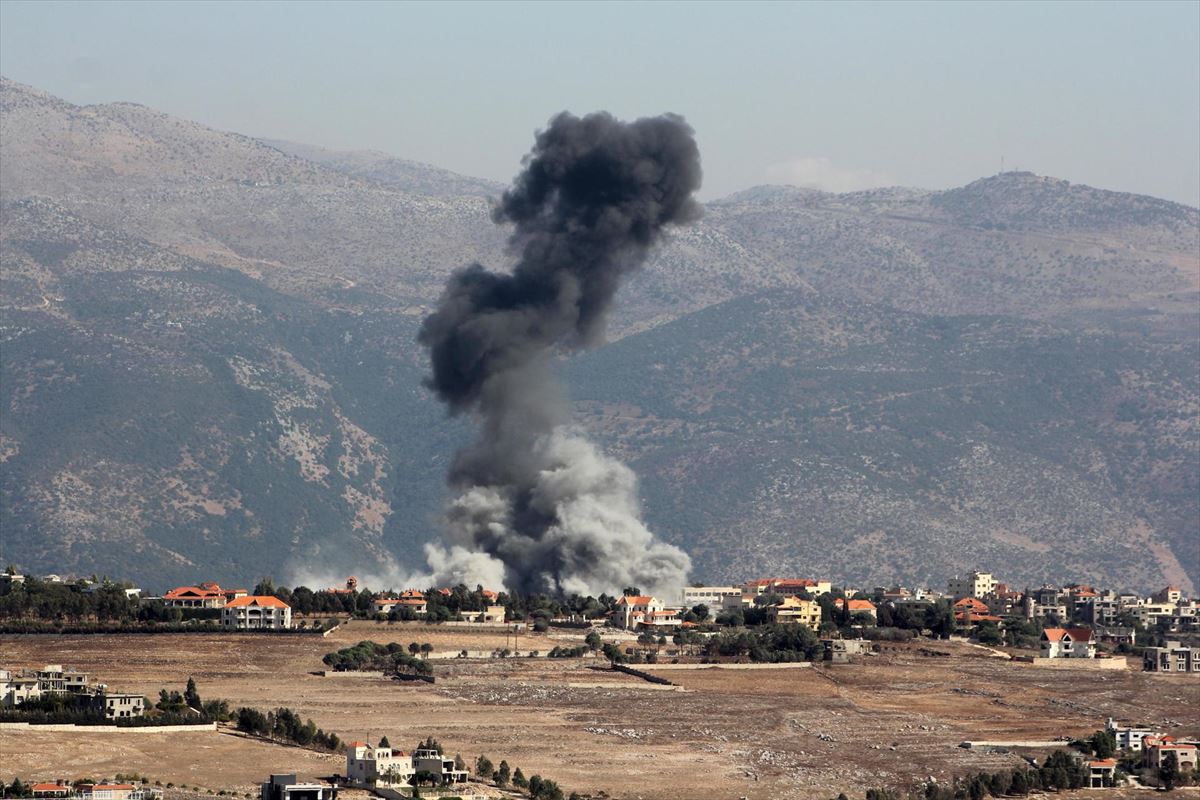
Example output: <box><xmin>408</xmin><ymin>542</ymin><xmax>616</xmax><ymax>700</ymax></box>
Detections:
<box><xmin>1</xmin><ymin>77</ymin><xmax>1196</xmax><ymax>591</ymax></box>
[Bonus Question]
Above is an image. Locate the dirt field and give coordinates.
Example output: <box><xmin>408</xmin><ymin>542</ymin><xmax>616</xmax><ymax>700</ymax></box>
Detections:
<box><xmin>2</xmin><ymin>623</ymin><xmax>1197</xmax><ymax>798</ymax></box>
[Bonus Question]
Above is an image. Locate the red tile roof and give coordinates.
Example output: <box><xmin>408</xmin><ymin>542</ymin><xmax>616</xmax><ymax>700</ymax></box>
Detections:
<box><xmin>618</xmin><ymin>595</ymin><xmax>655</xmax><ymax>605</ymax></box>
<box><xmin>164</xmin><ymin>586</ymin><xmax>224</xmax><ymax>600</ymax></box>
<box><xmin>1042</xmin><ymin>627</ymin><xmax>1093</xmax><ymax>643</ymax></box>
<box><xmin>225</xmin><ymin>595</ymin><xmax>289</xmax><ymax>609</ymax></box>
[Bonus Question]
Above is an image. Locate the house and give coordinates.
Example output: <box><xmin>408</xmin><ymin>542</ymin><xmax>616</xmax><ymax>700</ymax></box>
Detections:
<box><xmin>682</xmin><ymin>586</ymin><xmax>744</xmax><ymax>608</ymax></box>
<box><xmin>1143</xmin><ymin>641</ymin><xmax>1200</xmax><ymax>672</ymax></box>
<box><xmin>90</xmin><ymin>689</ymin><xmax>146</xmax><ymax>719</ymax></box>
<box><xmin>1088</xmin><ymin>758</ymin><xmax>1116</xmax><ymax>788</ymax></box>
<box><xmin>0</xmin><ymin>668</ymin><xmax>42</xmax><ymax>706</ymax></box>
<box><xmin>1154</xmin><ymin>585</ymin><xmax>1183</xmax><ymax>604</ymax></box>
<box><xmin>742</xmin><ymin>578</ymin><xmax>832</xmax><ymax>597</ymax></box>
<box><xmin>413</xmin><ymin>748</ymin><xmax>469</xmax><ymax>784</ymax></box>
<box><xmin>946</xmin><ymin>572</ymin><xmax>997</xmax><ymax>599</ymax></box>
<box><xmin>221</xmin><ymin>596</ymin><xmax>292</xmax><ymax>630</ymax></box>
<box><xmin>835</xmin><ymin>598</ymin><xmax>878</xmax><ymax>621</ymax></box>
<box><xmin>1025</xmin><ymin>586</ymin><xmax>1068</xmax><ymax>621</ymax></box>
<box><xmin>260</xmin><ymin>774</ymin><xmax>337</xmax><ymax>800</ymax></box>
<box><xmin>1039</xmin><ymin>628</ymin><xmax>1095</xmax><ymax>659</ymax></box>
<box><xmin>1143</xmin><ymin>737</ymin><xmax>1198</xmax><ymax>771</ymax></box>
<box><xmin>616</xmin><ymin>595</ymin><xmax>663</xmax><ymax>629</ymax></box>
<box><xmin>822</xmin><ymin>638</ymin><xmax>870</xmax><ymax>663</ymax></box>
<box><xmin>1093</xmin><ymin>626</ymin><xmax>1136</xmax><ymax>647</ymax></box>
<box><xmin>769</xmin><ymin>596</ymin><xmax>821</xmax><ymax>630</ymax></box>
<box><xmin>953</xmin><ymin>597</ymin><xmax>1003</xmax><ymax>625</ymax></box>
<box><xmin>163</xmin><ymin>584</ymin><xmax>228</xmax><ymax>608</ymax></box>
<box><xmin>324</xmin><ymin>577</ymin><xmax>359</xmax><ymax>595</ymax></box>
<box><xmin>481</xmin><ymin>604</ymin><xmax>506</xmax><ymax>623</ymax></box>
<box><xmin>346</xmin><ymin>740</ymin><xmax>414</xmax><ymax>786</ymax></box>
<box><xmin>1105</xmin><ymin>717</ymin><xmax>1164</xmax><ymax>752</ymax></box>
<box><xmin>35</xmin><ymin>664</ymin><xmax>90</xmax><ymax>693</ymax></box>
<box><xmin>372</xmin><ymin>598</ymin><xmax>401</xmax><ymax>616</ymax></box>
<box><xmin>30</xmin><ymin>784</ymin><xmax>71</xmax><ymax>798</ymax></box>
<box><xmin>79</xmin><ymin>785</ymin><xmax>135</xmax><ymax>800</ymax></box>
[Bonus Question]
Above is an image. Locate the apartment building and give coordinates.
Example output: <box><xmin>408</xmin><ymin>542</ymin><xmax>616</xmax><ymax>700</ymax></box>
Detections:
<box><xmin>1143</xmin><ymin>641</ymin><xmax>1200</xmax><ymax>673</ymax></box>
<box><xmin>946</xmin><ymin>572</ymin><xmax>997</xmax><ymax>599</ymax></box>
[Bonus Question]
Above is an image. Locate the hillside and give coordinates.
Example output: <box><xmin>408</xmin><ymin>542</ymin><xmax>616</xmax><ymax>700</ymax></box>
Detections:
<box><xmin>1</xmin><ymin>77</ymin><xmax>1196</xmax><ymax>592</ymax></box>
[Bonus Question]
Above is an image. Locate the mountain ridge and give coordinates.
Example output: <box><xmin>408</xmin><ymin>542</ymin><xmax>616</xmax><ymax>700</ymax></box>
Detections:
<box><xmin>1</xmin><ymin>77</ymin><xmax>1196</xmax><ymax>593</ymax></box>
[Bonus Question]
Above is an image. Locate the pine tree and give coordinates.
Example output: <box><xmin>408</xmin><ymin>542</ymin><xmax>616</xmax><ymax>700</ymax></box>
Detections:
<box><xmin>184</xmin><ymin>677</ymin><xmax>201</xmax><ymax>710</ymax></box>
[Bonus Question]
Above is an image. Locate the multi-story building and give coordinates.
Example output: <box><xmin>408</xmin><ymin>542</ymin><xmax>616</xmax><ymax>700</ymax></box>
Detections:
<box><xmin>35</xmin><ymin>664</ymin><xmax>90</xmax><ymax>693</ymax></box>
<box><xmin>0</xmin><ymin>669</ymin><xmax>42</xmax><ymax>706</ymax></box>
<box><xmin>163</xmin><ymin>582</ymin><xmax>242</xmax><ymax>609</ymax></box>
<box><xmin>1143</xmin><ymin>641</ymin><xmax>1200</xmax><ymax>673</ymax></box>
<box><xmin>90</xmin><ymin>689</ymin><xmax>146</xmax><ymax>720</ymax></box>
<box><xmin>946</xmin><ymin>572</ymin><xmax>997</xmax><ymax>599</ymax></box>
<box><xmin>615</xmin><ymin>595</ymin><xmax>664</xmax><ymax>629</ymax></box>
<box><xmin>682</xmin><ymin>586</ymin><xmax>744</xmax><ymax>608</ymax></box>
<box><xmin>346</xmin><ymin>741</ymin><xmax>415</xmax><ymax>786</ymax></box>
<box><xmin>1039</xmin><ymin>627</ymin><xmax>1095</xmax><ymax>659</ymax></box>
<box><xmin>412</xmin><ymin>748</ymin><xmax>469</xmax><ymax>785</ymax></box>
<box><xmin>221</xmin><ymin>596</ymin><xmax>292</xmax><ymax>630</ymax></box>
<box><xmin>1142</xmin><ymin>738</ymin><xmax>1198</xmax><ymax>771</ymax></box>
<box><xmin>1025</xmin><ymin>586</ymin><xmax>1068</xmax><ymax>621</ymax></box>
<box><xmin>767</xmin><ymin>596</ymin><xmax>822</xmax><ymax>630</ymax></box>
<box><xmin>1153</xmin><ymin>586</ymin><xmax>1184</xmax><ymax>605</ymax></box>
<box><xmin>743</xmin><ymin>578</ymin><xmax>832</xmax><ymax>597</ymax></box>
<box><xmin>1087</xmin><ymin>759</ymin><xmax>1116</xmax><ymax>789</ymax></box>
<box><xmin>1105</xmin><ymin>718</ymin><xmax>1164</xmax><ymax>752</ymax></box>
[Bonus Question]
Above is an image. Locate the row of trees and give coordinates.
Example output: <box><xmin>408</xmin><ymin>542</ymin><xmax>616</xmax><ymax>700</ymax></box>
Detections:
<box><xmin>321</xmin><ymin>640</ymin><xmax>433</xmax><ymax>676</ymax></box>
<box><xmin>234</xmin><ymin>706</ymin><xmax>341</xmax><ymax>751</ymax></box>
<box><xmin>472</xmin><ymin>754</ymin><xmax>570</xmax><ymax>800</ymax></box>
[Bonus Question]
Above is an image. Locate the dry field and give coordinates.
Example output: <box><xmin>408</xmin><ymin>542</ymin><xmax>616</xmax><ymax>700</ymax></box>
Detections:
<box><xmin>2</xmin><ymin>623</ymin><xmax>1198</xmax><ymax>799</ymax></box>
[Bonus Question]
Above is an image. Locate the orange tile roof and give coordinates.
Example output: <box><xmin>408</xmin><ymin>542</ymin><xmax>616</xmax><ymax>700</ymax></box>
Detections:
<box><xmin>1042</xmin><ymin>627</ymin><xmax>1093</xmax><ymax>642</ymax></box>
<box><xmin>618</xmin><ymin>595</ymin><xmax>655</xmax><ymax>605</ymax></box>
<box><xmin>225</xmin><ymin>595</ymin><xmax>289</xmax><ymax>609</ymax></box>
<box><xmin>1090</xmin><ymin>758</ymin><xmax>1117</xmax><ymax>767</ymax></box>
<box><xmin>164</xmin><ymin>586</ymin><xmax>224</xmax><ymax>600</ymax></box>
<box><xmin>93</xmin><ymin>785</ymin><xmax>135</xmax><ymax>791</ymax></box>
<box><xmin>31</xmin><ymin>785</ymin><xmax>67</xmax><ymax>792</ymax></box>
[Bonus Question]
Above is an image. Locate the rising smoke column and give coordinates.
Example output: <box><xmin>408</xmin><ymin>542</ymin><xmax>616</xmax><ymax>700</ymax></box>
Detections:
<box><xmin>418</xmin><ymin>111</ymin><xmax>702</xmax><ymax>597</ymax></box>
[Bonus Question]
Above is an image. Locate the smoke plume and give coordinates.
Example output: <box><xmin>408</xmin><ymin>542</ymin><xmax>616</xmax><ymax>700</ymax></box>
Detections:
<box><xmin>418</xmin><ymin>111</ymin><xmax>702</xmax><ymax>597</ymax></box>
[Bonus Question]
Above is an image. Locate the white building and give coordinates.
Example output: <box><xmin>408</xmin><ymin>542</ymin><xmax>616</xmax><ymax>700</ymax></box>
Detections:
<box><xmin>261</xmin><ymin>775</ymin><xmax>335</xmax><ymax>800</ymax></box>
<box><xmin>1105</xmin><ymin>718</ymin><xmax>1164</xmax><ymax>752</ymax></box>
<box><xmin>682</xmin><ymin>586</ymin><xmax>743</xmax><ymax>608</ymax></box>
<box><xmin>346</xmin><ymin>740</ymin><xmax>415</xmax><ymax>786</ymax></box>
<box><xmin>413</xmin><ymin>748</ymin><xmax>469</xmax><ymax>785</ymax></box>
<box><xmin>946</xmin><ymin>572</ymin><xmax>997</xmax><ymax>599</ymax></box>
<box><xmin>615</xmin><ymin>595</ymin><xmax>664</xmax><ymax>629</ymax></box>
<box><xmin>221</xmin><ymin>596</ymin><xmax>292</xmax><ymax>630</ymax></box>
<box><xmin>1039</xmin><ymin>627</ymin><xmax>1095</xmax><ymax>659</ymax></box>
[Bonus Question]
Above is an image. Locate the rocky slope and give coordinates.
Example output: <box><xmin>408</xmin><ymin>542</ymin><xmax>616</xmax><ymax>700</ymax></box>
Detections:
<box><xmin>1</xmin><ymin>76</ymin><xmax>1196</xmax><ymax>592</ymax></box>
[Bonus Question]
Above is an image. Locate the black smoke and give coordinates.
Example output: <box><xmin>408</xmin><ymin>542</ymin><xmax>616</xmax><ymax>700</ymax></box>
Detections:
<box><xmin>417</xmin><ymin>111</ymin><xmax>702</xmax><ymax>596</ymax></box>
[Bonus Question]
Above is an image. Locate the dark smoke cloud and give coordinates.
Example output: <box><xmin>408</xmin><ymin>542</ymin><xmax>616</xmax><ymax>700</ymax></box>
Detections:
<box><xmin>417</xmin><ymin>111</ymin><xmax>702</xmax><ymax>597</ymax></box>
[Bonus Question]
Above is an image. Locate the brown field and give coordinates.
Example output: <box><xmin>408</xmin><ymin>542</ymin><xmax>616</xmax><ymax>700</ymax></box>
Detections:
<box><xmin>2</xmin><ymin>622</ymin><xmax>1198</xmax><ymax>799</ymax></box>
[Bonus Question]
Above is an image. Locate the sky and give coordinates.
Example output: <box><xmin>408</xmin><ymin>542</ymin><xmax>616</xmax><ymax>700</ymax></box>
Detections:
<box><xmin>1</xmin><ymin>0</ymin><xmax>1198</xmax><ymax>205</ymax></box>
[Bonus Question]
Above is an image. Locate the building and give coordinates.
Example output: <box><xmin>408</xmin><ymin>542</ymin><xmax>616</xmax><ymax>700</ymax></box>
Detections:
<box><xmin>1025</xmin><ymin>586</ymin><xmax>1068</xmax><ymax>621</ymax></box>
<box><xmin>953</xmin><ymin>597</ymin><xmax>1004</xmax><ymax>626</ymax></box>
<box><xmin>1093</xmin><ymin>626</ymin><xmax>1136</xmax><ymax>648</ymax></box>
<box><xmin>35</xmin><ymin>664</ymin><xmax>90</xmax><ymax>693</ymax></box>
<box><xmin>222</xmin><ymin>596</ymin><xmax>292</xmax><ymax>630</ymax></box>
<box><xmin>946</xmin><ymin>572</ymin><xmax>997</xmax><ymax>599</ymax></box>
<box><xmin>1143</xmin><ymin>641</ymin><xmax>1200</xmax><ymax>673</ymax></box>
<box><xmin>1039</xmin><ymin>628</ymin><xmax>1095</xmax><ymax>659</ymax></box>
<box><xmin>1154</xmin><ymin>586</ymin><xmax>1183</xmax><ymax>605</ymax></box>
<box><xmin>835</xmin><ymin>598</ymin><xmax>878</xmax><ymax>621</ymax></box>
<box><xmin>162</xmin><ymin>582</ymin><xmax>237</xmax><ymax>609</ymax></box>
<box><xmin>822</xmin><ymin>638</ymin><xmax>870</xmax><ymax>663</ymax></box>
<box><xmin>30</xmin><ymin>784</ymin><xmax>72</xmax><ymax>798</ymax></box>
<box><xmin>91</xmin><ymin>689</ymin><xmax>146</xmax><ymax>720</ymax></box>
<box><xmin>743</xmin><ymin>578</ymin><xmax>832</xmax><ymax>597</ymax></box>
<box><xmin>767</xmin><ymin>596</ymin><xmax>821</xmax><ymax>630</ymax></box>
<box><xmin>615</xmin><ymin>595</ymin><xmax>664</xmax><ymax>629</ymax></box>
<box><xmin>412</xmin><ymin>748</ymin><xmax>469</xmax><ymax>785</ymax></box>
<box><xmin>260</xmin><ymin>774</ymin><xmax>336</xmax><ymax>800</ymax></box>
<box><xmin>79</xmin><ymin>785</ymin><xmax>135</xmax><ymax>800</ymax></box>
<box><xmin>346</xmin><ymin>740</ymin><xmax>415</xmax><ymax>786</ymax></box>
<box><xmin>0</xmin><ymin>668</ymin><xmax>42</xmax><ymax>706</ymax></box>
<box><xmin>1143</xmin><ymin>737</ymin><xmax>1198</xmax><ymax>771</ymax></box>
<box><xmin>1105</xmin><ymin>718</ymin><xmax>1164</xmax><ymax>752</ymax></box>
<box><xmin>682</xmin><ymin>586</ymin><xmax>744</xmax><ymax>608</ymax></box>
<box><xmin>1088</xmin><ymin>759</ymin><xmax>1116</xmax><ymax>788</ymax></box>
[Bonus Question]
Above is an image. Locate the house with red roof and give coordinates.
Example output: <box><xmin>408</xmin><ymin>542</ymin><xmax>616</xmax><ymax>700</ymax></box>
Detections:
<box><xmin>953</xmin><ymin>597</ymin><xmax>1004</xmax><ymax>625</ymax></box>
<box><xmin>1143</xmin><ymin>736</ymin><xmax>1198</xmax><ymax>771</ymax></box>
<box><xmin>616</xmin><ymin>595</ymin><xmax>664</xmax><ymax>629</ymax></box>
<box><xmin>30</xmin><ymin>783</ymin><xmax>71</xmax><ymax>798</ymax></box>
<box><xmin>163</xmin><ymin>583</ymin><xmax>228</xmax><ymax>608</ymax></box>
<box><xmin>1087</xmin><ymin>758</ymin><xmax>1117</xmax><ymax>788</ymax></box>
<box><xmin>835</xmin><ymin>598</ymin><xmax>878</xmax><ymax>621</ymax></box>
<box><xmin>220</xmin><ymin>595</ymin><xmax>292</xmax><ymax>630</ymax></box>
<box><xmin>1039</xmin><ymin>627</ymin><xmax>1095</xmax><ymax>659</ymax></box>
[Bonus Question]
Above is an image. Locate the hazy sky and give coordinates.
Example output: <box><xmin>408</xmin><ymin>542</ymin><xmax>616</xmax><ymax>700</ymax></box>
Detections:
<box><xmin>2</xmin><ymin>0</ymin><xmax>1197</xmax><ymax>204</ymax></box>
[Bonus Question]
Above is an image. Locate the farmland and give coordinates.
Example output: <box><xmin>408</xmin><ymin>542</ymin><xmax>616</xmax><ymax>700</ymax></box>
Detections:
<box><xmin>2</xmin><ymin>622</ymin><xmax>1197</xmax><ymax>798</ymax></box>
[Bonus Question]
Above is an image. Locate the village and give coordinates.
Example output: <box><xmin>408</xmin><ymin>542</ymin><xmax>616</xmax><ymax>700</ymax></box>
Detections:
<box><xmin>2</xmin><ymin>566</ymin><xmax>1198</xmax><ymax>797</ymax></box>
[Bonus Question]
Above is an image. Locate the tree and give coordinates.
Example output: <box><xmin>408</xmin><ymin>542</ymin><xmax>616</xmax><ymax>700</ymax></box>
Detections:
<box><xmin>184</xmin><ymin>677</ymin><xmax>201</xmax><ymax>710</ymax></box>
<box><xmin>1010</xmin><ymin>769</ymin><xmax>1029</xmax><ymax>795</ymax></box>
<box><xmin>512</xmin><ymin>768</ymin><xmax>527</xmax><ymax>789</ymax></box>
<box><xmin>408</xmin><ymin>642</ymin><xmax>421</xmax><ymax>655</ymax></box>
<box><xmin>420</xmin><ymin>643</ymin><xmax>433</xmax><ymax>656</ymax></box>
<box><xmin>454</xmin><ymin>753</ymin><xmax>466</xmax><ymax>771</ymax></box>
<box><xmin>1089</xmin><ymin>730</ymin><xmax>1116</xmax><ymax>759</ymax></box>
<box><xmin>379</xmin><ymin>735</ymin><xmax>390</xmax><ymax>748</ymax></box>
<box><xmin>1160</xmin><ymin>750</ymin><xmax>1179</xmax><ymax>790</ymax></box>
<box><xmin>496</xmin><ymin>760</ymin><xmax>511</xmax><ymax>787</ymax></box>
<box><xmin>622</xmin><ymin>587</ymin><xmax>641</xmax><ymax>597</ymax></box>
<box><xmin>584</xmin><ymin>631</ymin><xmax>602</xmax><ymax>651</ymax></box>
<box><xmin>475</xmin><ymin>754</ymin><xmax>494</xmax><ymax>779</ymax></box>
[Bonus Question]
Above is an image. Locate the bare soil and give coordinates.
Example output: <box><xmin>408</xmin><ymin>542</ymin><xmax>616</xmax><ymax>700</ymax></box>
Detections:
<box><xmin>2</xmin><ymin>624</ymin><xmax>1196</xmax><ymax>799</ymax></box>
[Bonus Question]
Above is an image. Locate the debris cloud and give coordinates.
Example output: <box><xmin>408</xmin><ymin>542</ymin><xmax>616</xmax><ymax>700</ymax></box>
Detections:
<box><xmin>418</xmin><ymin>111</ymin><xmax>702</xmax><ymax>597</ymax></box>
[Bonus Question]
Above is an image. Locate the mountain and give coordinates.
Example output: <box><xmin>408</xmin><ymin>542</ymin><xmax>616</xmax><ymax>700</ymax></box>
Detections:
<box><xmin>1</xmin><ymin>77</ymin><xmax>1196</xmax><ymax>593</ymax></box>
